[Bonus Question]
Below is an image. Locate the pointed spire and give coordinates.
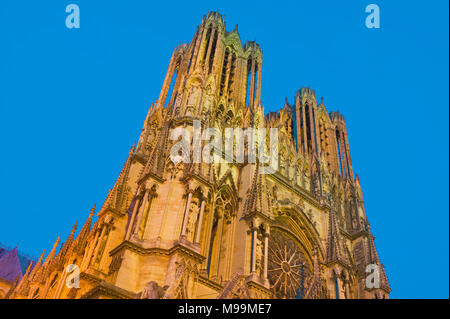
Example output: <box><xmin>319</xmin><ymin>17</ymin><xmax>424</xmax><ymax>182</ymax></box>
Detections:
<box><xmin>146</xmin><ymin>103</ymin><xmax>159</xmax><ymax>127</ymax></box>
<box><xmin>28</xmin><ymin>249</ymin><xmax>45</xmax><ymax>281</ymax></box>
<box><xmin>243</xmin><ymin>162</ymin><xmax>272</xmax><ymax>217</ymax></box>
<box><xmin>101</xmin><ymin>144</ymin><xmax>134</xmax><ymax>213</ymax></box>
<box><xmin>37</xmin><ymin>249</ymin><xmax>45</xmax><ymax>264</ymax></box>
<box><xmin>136</xmin><ymin>101</ymin><xmax>159</xmax><ymax>155</ymax></box>
<box><xmin>23</xmin><ymin>258</ymin><xmax>33</xmax><ymax>276</ymax></box>
<box><xmin>140</xmin><ymin>119</ymin><xmax>170</xmax><ymax>181</ymax></box>
<box><xmin>305</xmin><ymin>248</ymin><xmax>325</xmax><ymax>299</ymax></box>
<box><xmin>364</xmin><ymin>234</ymin><xmax>390</xmax><ymax>292</ymax></box>
<box><xmin>325</xmin><ymin>208</ymin><xmax>350</xmax><ymax>266</ymax></box>
<box><xmin>13</xmin><ymin>258</ymin><xmax>34</xmax><ymax>296</ymax></box>
<box><xmin>367</xmin><ymin>234</ymin><xmax>380</xmax><ymax>265</ymax></box>
<box><xmin>42</xmin><ymin>235</ymin><xmax>60</xmax><ymax>267</ymax></box>
<box><xmin>72</xmin><ymin>207</ymin><xmax>95</xmax><ymax>254</ymax></box>
<box><xmin>72</xmin><ymin>220</ymin><xmax>78</xmax><ymax>232</ymax></box>
<box><xmin>56</xmin><ymin>220</ymin><xmax>78</xmax><ymax>266</ymax></box>
<box><xmin>33</xmin><ymin>236</ymin><xmax>60</xmax><ymax>283</ymax></box>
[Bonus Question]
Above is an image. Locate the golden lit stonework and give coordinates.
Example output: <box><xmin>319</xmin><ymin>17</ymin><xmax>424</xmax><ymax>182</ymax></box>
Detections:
<box><xmin>268</xmin><ymin>230</ymin><xmax>312</xmax><ymax>299</ymax></box>
<box><xmin>3</xmin><ymin>11</ymin><xmax>390</xmax><ymax>300</ymax></box>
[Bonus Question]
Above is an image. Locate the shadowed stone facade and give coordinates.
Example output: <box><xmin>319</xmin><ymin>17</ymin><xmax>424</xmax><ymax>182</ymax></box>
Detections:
<box><xmin>5</xmin><ymin>12</ymin><xmax>390</xmax><ymax>299</ymax></box>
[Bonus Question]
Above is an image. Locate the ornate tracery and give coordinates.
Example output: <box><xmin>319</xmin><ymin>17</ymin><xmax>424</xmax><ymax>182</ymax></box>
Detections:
<box><xmin>268</xmin><ymin>229</ymin><xmax>313</xmax><ymax>299</ymax></box>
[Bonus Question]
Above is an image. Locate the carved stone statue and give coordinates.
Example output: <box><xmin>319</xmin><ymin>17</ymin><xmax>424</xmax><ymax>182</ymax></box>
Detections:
<box><xmin>185</xmin><ymin>199</ymin><xmax>200</xmax><ymax>242</ymax></box>
<box><xmin>187</xmin><ymin>86</ymin><xmax>200</xmax><ymax>108</ymax></box>
<box><xmin>140</xmin><ymin>281</ymin><xmax>166</xmax><ymax>299</ymax></box>
<box><xmin>255</xmin><ymin>236</ymin><xmax>263</xmax><ymax>277</ymax></box>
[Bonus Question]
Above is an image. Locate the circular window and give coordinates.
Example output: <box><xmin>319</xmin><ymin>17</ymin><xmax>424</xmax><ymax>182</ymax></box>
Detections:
<box><xmin>268</xmin><ymin>229</ymin><xmax>312</xmax><ymax>299</ymax></box>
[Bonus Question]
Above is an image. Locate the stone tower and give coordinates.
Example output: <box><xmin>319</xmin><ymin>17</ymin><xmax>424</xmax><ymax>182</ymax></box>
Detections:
<box><xmin>6</xmin><ymin>12</ymin><xmax>390</xmax><ymax>299</ymax></box>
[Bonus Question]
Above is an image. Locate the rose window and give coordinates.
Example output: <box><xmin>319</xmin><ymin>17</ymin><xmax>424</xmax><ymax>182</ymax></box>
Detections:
<box><xmin>268</xmin><ymin>230</ymin><xmax>312</xmax><ymax>299</ymax></box>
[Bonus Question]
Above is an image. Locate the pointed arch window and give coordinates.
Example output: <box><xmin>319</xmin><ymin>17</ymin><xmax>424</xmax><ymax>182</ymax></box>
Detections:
<box><xmin>220</xmin><ymin>49</ymin><xmax>230</xmax><ymax>96</ymax></box>
<box><xmin>205</xmin><ymin>191</ymin><xmax>235</xmax><ymax>282</ymax></box>
<box><xmin>208</xmin><ymin>30</ymin><xmax>218</xmax><ymax>74</ymax></box>
<box><xmin>202</xmin><ymin>25</ymin><xmax>213</xmax><ymax>64</ymax></box>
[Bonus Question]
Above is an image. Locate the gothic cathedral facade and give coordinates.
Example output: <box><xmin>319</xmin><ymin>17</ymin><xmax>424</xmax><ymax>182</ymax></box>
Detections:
<box><xmin>6</xmin><ymin>12</ymin><xmax>390</xmax><ymax>299</ymax></box>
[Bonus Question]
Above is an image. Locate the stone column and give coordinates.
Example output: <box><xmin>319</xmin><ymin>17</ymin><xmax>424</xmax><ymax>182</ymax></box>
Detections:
<box><xmin>195</xmin><ymin>200</ymin><xmax>206</xmax><ymax>243</ymax></box>
<box><xmin>263</xmin><ymin>232</ymin><xmax>269</xmax><ymax>280</ymax></box>
<box><xmin>91</xmin><ymin>224</ymin><xmax>107</xmax><ymax>267</ymax></box>
<box><xmin>212</xmin><ymin>212</ymin><xmax>224</xmax><ymax>279</ymax></box>
<box><xmin>99</xmin><ymin>227</ymin><xmax>113</xmax><ymax>270</ymax></box>
<box><xmin>157</xmin><ymin>50</ymin><xmax>176</xmax><ymax>109</ymax></box>
<box><xmin>125</xmin><ymin>194</ymin><xmax>142</xmax><ymax>240</ymax></box>
<box><xmin>343</xmin><ymin>132</ymin><xmax>353</xmax><ymax>178</ymax></box>
<box><xmin>255</xmin><ymin>62</ymin><xmax>262</xmax><ymax>107</ymax></box>
<box><xmin>138</xmin><ymin>194</ymin><xmax>154</xmax><ymax>239</ymax></box>
<box><xmin>202</xmin><ymin>199</ymin><xmax>216</xmax><ymax>274</ymax></box>
<box><xmin>133</xmin><ymin>188</ymin><xmax>149</xmax><ymax>237</ymax></box>
<box><xmin>223</xmin><ymin>52</ymin><xmax>233</xmax><ymax>98</ymax></box>
<box><xmin>294</xmin><ymin>97</ymin><xmax>302</xmax><ymax>152</ymax></box>
<box><xmin>307</xmin><ymin>104</ymin><xmax>314</xmax><ymax>153</ymax></box>
<box><xmin>54</xmin><ymin>270</ymin><xmax>67</xmax><ymax>298</ymax></box>
<box><xmin>338</xmin><ymin>133</ymin><xmax>346</xmax><ymax>178</ymax></box>
<box><xmin>313</xmin><ymin>107</ymin><xmax>321</xmax><ymax>155</ymax></box>
<box><xmin>81</xmin><ymin>229</ymin><xmax>100</xmax><ymax>270</ymax></box>
<box><xmin>248</xmin><ymin>58</ymin><xmax>256</xmax><ymax>109</ymax></box>
<box><xmin>251</xmin><ymin>227</ymin><xmax>258</xmax><ymax>273</ymax></box>
<box><xmin>343</xmin><ymin>132</ymin><xmax>349</xmax><ymax>178</ymax></box>
<box><xmin>235</xmin><ymin>57</ymin><xmax>244</xmax><ymax>105</ymax></box>
<box><xmin>180</xmin><ymin>191</ymin><xmax>193</xmax><ymax>237</ymax></box>
<box><xmin>345</xmin><ymin>280</ymin><xmax>351</xmax><ymax>299</ymax></box>
<box><xmin>301</xmin><ymin>103</ymin><xmax>308</xmax><ymax>153</ymax></box>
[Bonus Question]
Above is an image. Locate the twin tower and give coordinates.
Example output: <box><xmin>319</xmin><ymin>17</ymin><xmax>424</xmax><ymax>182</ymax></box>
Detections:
<box><xmin>156</xmin><ymin>12</ymin><xmax>353</xmax><ymax>181</ymax></box>
<box><xmin>6</xmin><ymin>12</ymin><xmax>390</xmax><ymax>300</ymax></box>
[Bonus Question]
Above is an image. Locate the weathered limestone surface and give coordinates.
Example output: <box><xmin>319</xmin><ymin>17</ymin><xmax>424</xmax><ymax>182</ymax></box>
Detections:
<box><xmin>6</xmin><ymin>12</ymin><xmax>390</xmax><ymax>299</ymax></box>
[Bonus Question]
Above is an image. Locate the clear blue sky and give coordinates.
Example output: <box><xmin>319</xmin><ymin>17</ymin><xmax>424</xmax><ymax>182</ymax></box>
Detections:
<box><xmin>0</xmin><ymin>0</ymin><xmax>448</xmax><ymax>298</ymax></box>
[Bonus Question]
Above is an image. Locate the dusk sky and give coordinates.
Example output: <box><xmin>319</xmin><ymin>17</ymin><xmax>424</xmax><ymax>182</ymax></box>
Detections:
<box><xmin>0</xmin><ymin>0</ymin><xmax>448</xmax><ymax>298</ymax></box>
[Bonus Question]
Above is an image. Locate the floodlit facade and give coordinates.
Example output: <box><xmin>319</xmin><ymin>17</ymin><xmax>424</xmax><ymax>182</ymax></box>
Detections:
<box><xmin>5</xmin><ymin>12</ymin><xmax>390</xmax><ymax>299</ymax></box>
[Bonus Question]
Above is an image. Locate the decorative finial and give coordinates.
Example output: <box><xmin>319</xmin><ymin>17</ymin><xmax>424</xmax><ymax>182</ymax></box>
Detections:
<box><xmin>53</xmin><ymin>235</ymin><xmax>61</xmax><ymax>249</ymax></box>
<box><xmin>24</xmin><ymin>259</ymin><xmax>33</xmax><ymax>275</ymax></box>
<box><xmin>38</xmin><ymin>249</ymin><xmax>46</xmax><ymax>263</ymax></box>
<box><xmin>90</xmin><ymin>204</ymin><xmax>96</xmax><ymax>216</ymax></box>
<box><xmin>71</xmin><ymin>220</ymin><xmax>78</xmax><ymax>234</ymax></box>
